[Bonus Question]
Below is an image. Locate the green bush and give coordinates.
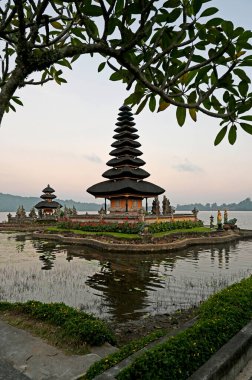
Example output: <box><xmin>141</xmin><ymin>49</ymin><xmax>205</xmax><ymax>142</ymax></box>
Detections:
<box><xmin>0</xmin><ymin>301</ymin><xmax>116</xmax><ymax>346</ymax></box>
<box><xmin>85</xmin><ymin>330</ymin><xmax>165</xmax><ymax>380</ymax></box>
<box><xmin>148</xmin><ymin>220</ymin><xmax>204</xmax><ymax>233</ymax></box>
<box><xmin>57</xmin><ymin>221</ymin><xmax>144</xmax><ymax>234</ymax></box>
<box><xmin>117</xmin><ymin>276</ymin><xmax>252</xmax><ymax>379</ymax></box>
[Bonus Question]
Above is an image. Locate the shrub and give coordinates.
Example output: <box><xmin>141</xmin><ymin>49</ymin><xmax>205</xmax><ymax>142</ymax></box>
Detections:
<box><xmin>148</xmin><ymin>220</ymin><xmax>204</xmax><ymax>233</ymax></box>
<box><xmin>57</xmin><ymin>221</ymin><xmax>144</xmax><ymax>234</ymax></box>
<box><xmin>117</xmin><ymin>276</ymin><xmax>252</xmax><ymax>379</ymax></box>
<box><xmin>0</xmin><ymin>301</ymin><xmax>116</xmax><ymax>346</ymax></box>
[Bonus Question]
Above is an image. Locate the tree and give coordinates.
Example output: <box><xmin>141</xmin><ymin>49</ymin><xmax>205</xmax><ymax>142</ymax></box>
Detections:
<box><xmin>1</xmin><ymin>0</ymin><xmax>252</xmax><ymax>144</ymax></box>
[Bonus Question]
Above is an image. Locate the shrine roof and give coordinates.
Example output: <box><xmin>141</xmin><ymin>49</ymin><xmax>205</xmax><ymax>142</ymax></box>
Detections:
<box><xmin>102</xmin><ymin>167</ymin><xmax>150</xmax><ymax>180</ymax></box>
<box><xmin>106</xmin><ymin>156</ymin><xmax>145</xmax><ymax>167</ymax></box>
<box><xmin>87</xmin><ymin>179</ymin><xmax>165</xmax><ymax>198</ymax></box>
<box><xmin>42</xmin><ymin>184</ymin><xmax>55</xmax><ymax>193</ymax></box>
<box><xmin>109</xmin><ymin>147</ymin><xmax>143</xmax><ymax>157</ymax></box>
<box><xmin>35</xmin><ymin>201</ymin><xmax>62</xmax><ymax>209</ymax></box>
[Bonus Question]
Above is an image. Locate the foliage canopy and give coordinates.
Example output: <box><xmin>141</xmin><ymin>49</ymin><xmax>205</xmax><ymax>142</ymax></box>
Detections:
<box><xmin>1</xmin><ymin>0</ymin><xmax>252</xmax><ymax>144</ymax></box>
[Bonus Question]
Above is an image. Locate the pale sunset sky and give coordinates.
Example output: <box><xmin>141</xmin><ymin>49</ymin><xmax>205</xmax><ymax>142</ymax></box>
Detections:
<box><xmin>0</xmin><ymin>0</ymin><xmax>251</xmax><ymax>206</ymax></box>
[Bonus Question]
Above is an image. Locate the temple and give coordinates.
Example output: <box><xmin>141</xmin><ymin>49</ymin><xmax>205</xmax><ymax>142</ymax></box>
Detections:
<box><xmin>35</xmin><ymin>185</ymin><xmax>62</xmax><ymax>216</ymax></box>
<box><xmin>87</xmin><ymin>105</ymin><xmax>165</xmax><ymax>213</ymax></box>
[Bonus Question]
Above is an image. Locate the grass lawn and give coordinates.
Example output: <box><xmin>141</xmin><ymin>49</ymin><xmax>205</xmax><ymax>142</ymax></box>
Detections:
<box><xmin>47</xmin><ymin>226</ymin><xmax>212</xmax><ymax>240</ymax></box>
<box><xmin>47</xmin><ymin>227</ymin><xmax>140</xmax><ymax>239</ymax></box>
<box><xmin>152</xmin><ymin>227</ymin><xmax>211</xmax><ymax>237</ymax></box>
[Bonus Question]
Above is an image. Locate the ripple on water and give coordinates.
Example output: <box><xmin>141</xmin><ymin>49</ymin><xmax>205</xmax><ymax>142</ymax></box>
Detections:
<box><xmin>0</xmin><ymin>232</ymin><xmax>252</xmax><ymax>321</ymax></box>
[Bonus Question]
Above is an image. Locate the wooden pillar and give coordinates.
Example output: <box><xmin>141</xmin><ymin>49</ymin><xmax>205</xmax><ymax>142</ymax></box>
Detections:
<box><xmin>145</xmin><ymin>198</ymin><xmax>148</xmax><ymax>212</ymax></box>
<box><xmin>126</xmin><ymin>198</ymin><xmax>128</xmax><ymax>212</ymax></box>
<box><xmin>104</xmin><ymin>198</ymin><xmax>107</xmax><ymax>213</ymax></box>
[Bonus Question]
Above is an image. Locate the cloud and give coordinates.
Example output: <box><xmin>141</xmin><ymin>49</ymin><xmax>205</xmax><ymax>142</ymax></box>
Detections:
<box><xmin>83</xmin><ymin>153</ymin><xmax>103</xmax><ymax>164</ymax></box>
<box><xmin>173</xmin><ymin>159</ymin><xmax>203</xmax><ymax>173</ymax></box>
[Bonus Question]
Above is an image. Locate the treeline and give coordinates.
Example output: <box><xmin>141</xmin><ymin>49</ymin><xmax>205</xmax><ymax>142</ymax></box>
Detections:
<box><xmin>176</xmin><ymin>198</ymin><xmax>252</xmax><ymax>211</ymax></box>
<box><xmin>0</xmin><ymin>193</ymin><xmax>102</xmax><ymax>212</ymax></box>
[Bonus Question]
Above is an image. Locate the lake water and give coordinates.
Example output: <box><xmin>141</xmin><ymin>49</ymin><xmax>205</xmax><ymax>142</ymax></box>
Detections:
<box><xmin>0</xmin><ymin>231</ymin><xmax>252</xmax><ymax>322</ymax></box>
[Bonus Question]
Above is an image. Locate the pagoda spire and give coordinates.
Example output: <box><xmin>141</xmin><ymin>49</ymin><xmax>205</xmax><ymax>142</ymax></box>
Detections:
<box><xmin>87</xmin><ymin>105</ymin><xmax>165</xmax><ymax>213</ymax></box>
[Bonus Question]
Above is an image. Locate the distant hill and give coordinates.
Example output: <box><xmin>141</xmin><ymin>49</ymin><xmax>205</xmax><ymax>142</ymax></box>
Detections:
<box><xmin>176</xmin><ymin>198</ymin><xmax>252</xmax><ymax>211</ymax></box>
<box><xmin>0</xmin><ymin>193</ymin><xmax>102</xmax><ymax>212</ymax></box>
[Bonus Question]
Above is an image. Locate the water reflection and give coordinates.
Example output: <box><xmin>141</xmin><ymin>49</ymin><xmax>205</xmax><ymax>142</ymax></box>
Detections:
<box><xmin>0</xmin><ymin>232</ymin><xmax>252</xmax><ymax>322</ymax></box>
<box><xmin>31</xmin><ymin>240</ymin><xmax>58</xmax><ymax>270</ymax></box>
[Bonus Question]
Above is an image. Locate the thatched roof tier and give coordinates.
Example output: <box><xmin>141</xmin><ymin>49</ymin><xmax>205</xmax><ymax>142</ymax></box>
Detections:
<box><xmin>114</xmin><ymin>125</ymin><xmax>138</xmax><ymax>133</ymax></box>
<box><xmin>41</xmin><ymin>193</ymin><xmax>56</xmax><ymax>200</ymax></box>
<box><xmin>118</xmin><ymin>110</ymin><xmax>133</xmax><ymax>117</ymax></box>
<box><xmin>87</xmin><ymin>179</ymin><xmax>164</xmax><ymax>198</ymax></box>
<box><xmin>111</xmin><ymin>139</ymin><xmax>141</xmax><ymax>148</ymax></box>
<box><xmin>106</xmin><ymin>156</ymin><xmax>146</xmax><ymax>167</ymax></box>
<box><xmin>109</xmin><ymin>147</ymin><xmax>142</xmax><ymax>157</ymax></box>
<box><xmin>113</xmin><ymin>131</ymin><xmax>139</xmax><ymax>140</ymax></box>
<box><xmin>35</xmin><ymin>201</ymin><xmax>62</xmax><ymax>209</ymax></box>
<box><xmin>102</xmin><ymin>167</ymin><xmax>150</xmax><ymax>180</ymax></box>
<box><xmin>115</xmin><ymin>121</ymin><xmax>136</xmax><ymax>127</ymax></box>
<box><xmin>42</xmin><ymin>185</ymin><xmax>55</xmax><ymax>193</ymax></box>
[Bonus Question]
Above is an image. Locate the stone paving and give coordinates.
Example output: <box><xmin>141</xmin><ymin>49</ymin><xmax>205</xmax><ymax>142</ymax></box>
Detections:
<box><xmin>236</xmin><ymin>358</ymin><xmax>252</xmax><ymax>380</ymax></box>
<box><xmin>0</xmin><ymin>319</ymin><xmax>117</xmax><ymax>380</ymax></box>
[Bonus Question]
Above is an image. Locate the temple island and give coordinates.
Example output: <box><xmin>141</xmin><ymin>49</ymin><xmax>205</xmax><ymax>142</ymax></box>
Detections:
<box><xmin>68</xmin><ymin>105</ymin><xmax>196</xmax><ymax>225</ymax></box>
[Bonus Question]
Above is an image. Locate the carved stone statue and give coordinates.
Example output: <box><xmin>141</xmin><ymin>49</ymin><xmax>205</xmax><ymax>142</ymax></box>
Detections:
<box><xmin>217</xmin><ymin>210</ymin><xmax>223</xmax><ymax>230</ymax></box>
<box><xmin>224</xmin><ymin>209</ymin><xmax>228</xmax><ymax>224</ymax></box>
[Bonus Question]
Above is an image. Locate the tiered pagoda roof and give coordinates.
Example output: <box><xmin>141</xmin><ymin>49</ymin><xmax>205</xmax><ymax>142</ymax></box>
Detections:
<box><xmin>87</xmin><ymin>105</ymin><xmax>165</xmax><ymax>198</ymax></box>
<box><xmin>35</xmin><ymin>185</ymin><xmax>62</xmax><ymax>210</ymax></box>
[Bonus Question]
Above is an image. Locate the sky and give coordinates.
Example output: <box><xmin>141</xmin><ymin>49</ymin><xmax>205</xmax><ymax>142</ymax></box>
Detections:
<box><xmin>0</xmin><ymin>0</ymin><xmax>252</xmax><ymax>206</ymax></box>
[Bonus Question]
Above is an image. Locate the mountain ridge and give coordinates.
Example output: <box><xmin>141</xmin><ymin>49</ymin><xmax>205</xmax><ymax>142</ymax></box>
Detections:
<box><xmin>0</xmin><ymin>192</ymin><xmax>102</xmax><ymax>212</ymax></box>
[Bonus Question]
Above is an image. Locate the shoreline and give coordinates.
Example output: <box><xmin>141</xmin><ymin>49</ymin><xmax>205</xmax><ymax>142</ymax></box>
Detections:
<box><xmin>0</xmin><ymin>223</ymin><xmax>252</xmax><ymax>253</ymax></box>
<box><xmin>31</xmin><ymin>230</ymin><xmax>251</xmax><ymax>253</ymax></box>
<box><xmin>1</xmin><ymin>224</ymin><xmax>252</xmax><ymax>253</ymax></box>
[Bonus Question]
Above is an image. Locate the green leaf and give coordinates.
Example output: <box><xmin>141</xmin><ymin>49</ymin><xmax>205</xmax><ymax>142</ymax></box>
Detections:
<box><xmin>50</xmin><ymin>21</ymin><xmax>62</xmax><ymax>29</ymax></box>
<box><xmin>58</xmin><ymin>59</ymin><xmax>72</xmax><ymax>70</ymax></box>
<box><xmin>167</xmin><ymin>8</ymin><xmax>182</xmax><ymax>23</ymax></box>
<box><xmin>221</xmin><ymin>21</ymin><xmax>234</xmax><ymax>37</ymax></box>
<box><xmin>240</xmin><ymin>115</ymin><xmax>252</xmax><ymax>121</ymax></box>
<box><xmin>176</xmin><ymin>106</ymin><xmax>186</xmax><ymax>126</ymax></box>
<box><xmin>240</xmin><ymin>122</ymin><xmax>252</xmax><ymax>134</ymax></box>
<box><xmin>135</xmin><ymin>97</ymin><xmax>148</xmax><ymax>115</ymax></box>
<box><xmin>158</xmin><ymin>101</ymin><xmax>170</xmax><ymax>112</ymax></box>
<box><xmin>115</xmin><ymin>0</ymin><xmax>124</xmax><ymax>14</ymax></box>
<box><xmin>233</xmin><ymin>69</ymin><xmax>251</xmax><ymax>83</ymax></box>
<box><xmin>71</xmin><ymin>54</ymin><xmax>80</xmax><ymax>63</ymax></box>
<box><xmin>206</xmin><ymin>18</ymin><xmax>223</xmax><ymax>27</ymax></box>
<box><xmin>149</xmin><ymin>95</ymin><xmax>156</xmax><ymax>112</ymax></box>
<box><xmin>84</xmin><ymin>5</ymin><xmax>103</xmax><ymax>17</ymax></box>
<box><xmin>110</xmin><ymin>71</ymin><xmax>123</xmax><ymax>81</ymax></box>
<box><xmin>200</xmin><ymin>7</ymin><xmax>218</xmax><ymax>18</ymax></box>
<box><xmin>12</xmin><ymin>97</ymin><xmax>23</xmax><ymax>106</ymax></box>
<box><xmin>9</xmin><ymin>103</ymin><xmax>16</xmax><ymax>112</ymax></box>
<box><xmin>228</xmin><ymin>125</ymin><xmax>237</xmax><ymax>145</ymax></box>
<box><xmin>71</xmin><ymin>28</ymin><xmax>86</xmax><ymax>40</ymax></box>
<box><xmin>214</xmin><ymin>126</ymin><xmax>228</xmax><ymax>146</ymax></box>
<box><xmin>98</xmin><ymin>62</ymin><xmax>106</xmax><ymax>72</ymax></box>
<box><xmin>192</xmin><ymin>0</ymin><xmax>203</xmax><ymax>14</ymax></box>
<box><xmin>238</xmin><ymin>81</ymin><xmax>249</xmax><ymax>97</ymax></box>
<box><xmin>189</xmin><ymin>108</ymin><xmax>197</xmax><ymax>122</ymax></box>
<box><xmin>163</xmin><ymin>0</ymin><xmax>180</xmax><ymax>8</ymax></box>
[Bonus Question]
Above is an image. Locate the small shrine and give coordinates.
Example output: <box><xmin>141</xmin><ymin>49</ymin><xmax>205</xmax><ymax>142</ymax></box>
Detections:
<box><xmin>87</xmin><ymin>105</ymin><xmax>165</xmax><ymax>214</ymax></box>
<box><xmin>35</xmin><ymin>184</ymin><xmax>62</xmax><ymax>217</ymax></box>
